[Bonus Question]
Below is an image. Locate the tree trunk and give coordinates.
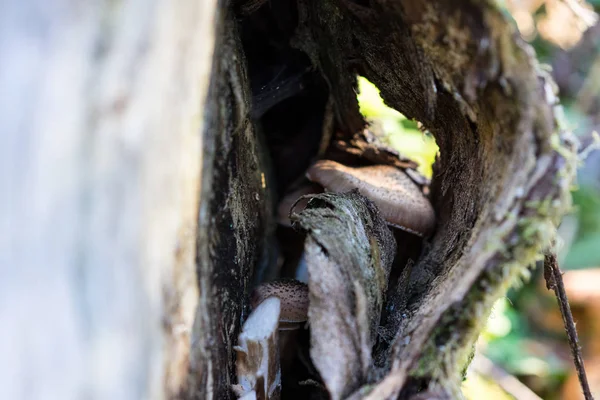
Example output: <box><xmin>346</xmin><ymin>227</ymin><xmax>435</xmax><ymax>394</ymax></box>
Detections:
<box><xmin>0</xmin><ymin>0</ymin><xmax>578</xmax><ymax>400</ymax></box>
<box><xmin>1</xmin><ymin>0</ymin><xmax>216</xmax><ymax>398</ymax></box>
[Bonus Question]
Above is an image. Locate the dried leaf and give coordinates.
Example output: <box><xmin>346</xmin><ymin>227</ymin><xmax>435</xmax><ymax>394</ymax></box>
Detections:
<box><xmin>292</xmin><ymin>191</ymin><xmax>396</xmax><ymax>399</ymax></box>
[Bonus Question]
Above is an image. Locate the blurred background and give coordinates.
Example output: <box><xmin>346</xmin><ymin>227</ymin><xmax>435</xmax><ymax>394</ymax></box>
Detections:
<box><xmin>356</xmin><ymin>1</ymin><xmax>600</xmax><ymax>398</ymax></box>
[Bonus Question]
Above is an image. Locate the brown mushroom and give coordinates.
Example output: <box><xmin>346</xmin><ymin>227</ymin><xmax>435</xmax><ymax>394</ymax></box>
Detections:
<box><xmin>251</xmin><ymin>279</ymin><xmax>309</xmax><ymax>330</ymax></box>
<box><xmin>306</xmin><ymin>160</ymin><xmax>435</xmax><ymax>236</ymax></box>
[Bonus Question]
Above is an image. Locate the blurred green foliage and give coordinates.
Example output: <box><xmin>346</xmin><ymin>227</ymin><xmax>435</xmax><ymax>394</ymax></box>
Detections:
<box><xmin>484</xmin><ymin>298</ymin><xmax>567</xmax><ymax>381</ymax></box>
<box><xmin>356</xmin><ymin>77</ymin><xmax>439</xmax><ymax>178</ymax></box>
<box><xmin>564</xmin><ymin>187</ymin><xmax>600</xmax><ymax>268</ymax></box>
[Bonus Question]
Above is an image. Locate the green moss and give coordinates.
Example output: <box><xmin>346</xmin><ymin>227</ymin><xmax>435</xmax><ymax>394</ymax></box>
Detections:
<box><xmin>409</xmin><ymin>187</ymin><xmax>571</xmax><ymax>384</ymax></box>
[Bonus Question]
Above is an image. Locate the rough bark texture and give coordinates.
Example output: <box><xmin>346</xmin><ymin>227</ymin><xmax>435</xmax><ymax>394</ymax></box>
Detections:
<box><xmin>289</xmin><ymin>1</ymin><xmax>577</xmax><ymax>397</ymax></box>
<box><xmin>0</xmin><ymin>0</ymin><xmax>216</xmax><ymax>399</ymax></box>
<box><xmin>230</xmin><ymin>0</ymin><xmax>576</xmax><ymax>398</ymax></box>
<box><xmin>188</xmin><ymin>5</ymin><xmax>275</xmax><ymax>400</ymax></box>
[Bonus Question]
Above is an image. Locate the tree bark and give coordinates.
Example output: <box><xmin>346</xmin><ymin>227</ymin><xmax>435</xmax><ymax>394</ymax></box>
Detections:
<box><xmin>188</xmin><ymin>7</ymin><xmax>276</xmax><ymax>399</ymax></box>
<box><xmin>0</xmin><ymin>0</ymin><xmax>216</xmax><ymax>398</ymax></box>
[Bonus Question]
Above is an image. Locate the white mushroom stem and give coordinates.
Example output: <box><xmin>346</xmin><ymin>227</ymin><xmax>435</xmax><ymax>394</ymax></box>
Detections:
<box><xmin>234</xmin><ymin>297</ymin><xmax>282</xmax><ymax>400</ymax></box>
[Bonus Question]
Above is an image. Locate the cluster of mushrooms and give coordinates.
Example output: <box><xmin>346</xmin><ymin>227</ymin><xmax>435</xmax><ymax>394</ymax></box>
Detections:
<box><xmin>233</xmin><ymin>157</ymin><xmax>436</xmax><ymax>399</ymax></box>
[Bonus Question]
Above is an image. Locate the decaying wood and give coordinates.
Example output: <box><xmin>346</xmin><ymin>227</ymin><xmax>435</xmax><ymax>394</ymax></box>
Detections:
<box><xmin>189</xmin><ymin>7</ymin><xmax>276</xmax><ymax>400</ymax></box>
<box><xmin>288</xmin><ymin>1</ymin><xmax>577</xmax><ymax>397</ymax></box>
<box><xmin>291</xmin><ymin>192</ymin><xmax>397</xmax><ymax>399</ymax></box>
<box><xmin>0</xmin><ymin>0</ymin><xmax>216</xmax><ymax>399</ymax></box>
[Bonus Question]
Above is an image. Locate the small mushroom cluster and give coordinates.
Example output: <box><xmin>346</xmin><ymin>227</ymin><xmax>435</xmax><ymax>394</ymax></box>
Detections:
<box><xmin>237</xmin><ymin>158</ymin><xmax>436</xmax><ymax>396</ymax></box>
<box><xmin>250</xmin><ymin>159</ymin><xmax>436</xmax><ymax>329</ymax></box>
<box><xmin>251</xmin><ymin>279</ymin><xmax>309</xmax><ymax>330</ymax></box>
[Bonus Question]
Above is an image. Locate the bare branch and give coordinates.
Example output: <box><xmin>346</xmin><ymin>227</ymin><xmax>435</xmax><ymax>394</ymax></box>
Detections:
<box><xmin>544</xmin><ymin>249</ymin><xmax>594</xmax><ymax>400</ymax></box>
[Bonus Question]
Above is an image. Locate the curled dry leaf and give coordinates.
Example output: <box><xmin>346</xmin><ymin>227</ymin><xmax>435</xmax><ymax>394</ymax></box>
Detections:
<box><xmin>234</xmin><ymin>297</ymin><xmax>282</xmax><ymax>400</ymax></box>
<box><xmin>276</xmin><ymin>183</ymin><xmax>323</xmax><ymax>227</ymax></box>
<box><xmin>291</xmin><ymin>191</ymin><xmax>397</xmax><ymax>400</ymax></box>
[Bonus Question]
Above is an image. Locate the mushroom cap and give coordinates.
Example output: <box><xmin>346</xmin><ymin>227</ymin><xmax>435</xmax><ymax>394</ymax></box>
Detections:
<box><xmin>251</xmin><ymin>279</ymin><xmax>309</xmax><ymax>330</ymax></box>
<box><xmin>306</xmin><ymin>160</ymin><xmax>435</xmax><ymax>236</ymax></box>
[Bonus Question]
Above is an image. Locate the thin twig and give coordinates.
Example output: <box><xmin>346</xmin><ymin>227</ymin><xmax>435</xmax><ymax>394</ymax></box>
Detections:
<box><xmin>544</xmin><ymin>249</ymin><xmax>594</xmax><ymax>400</ymax></box>
<box><xmin>471</xmin><ymin>354</ymin><xmax>543</xmax><ymax>400</ymax></box>
<box><xmin>578</xmin><ymin>131</ymin><xmax>600</xmax><ymax>162</ymax></box>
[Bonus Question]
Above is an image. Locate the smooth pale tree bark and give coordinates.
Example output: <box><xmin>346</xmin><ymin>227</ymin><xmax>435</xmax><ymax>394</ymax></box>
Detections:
<box><xmin>0</xmin><ymin>0</ymin><xmax>217</xmax><ymax>398</ymax></box>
